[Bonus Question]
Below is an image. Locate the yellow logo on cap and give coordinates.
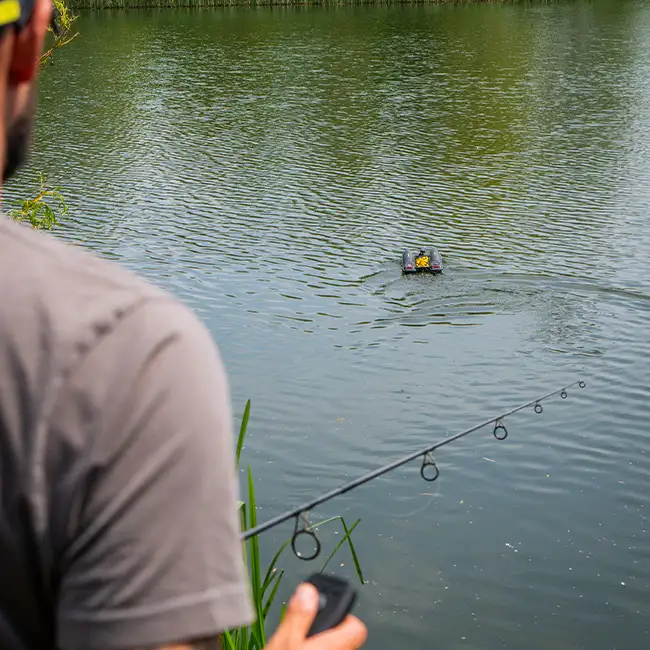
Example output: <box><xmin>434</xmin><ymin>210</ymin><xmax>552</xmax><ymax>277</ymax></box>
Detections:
<box><xmin>0</xmin><ymin>0</ymin><xmax>20</xmax><ymax>26</ymax></box>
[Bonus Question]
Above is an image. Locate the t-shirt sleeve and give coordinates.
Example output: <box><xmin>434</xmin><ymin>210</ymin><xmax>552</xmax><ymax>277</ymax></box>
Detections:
<box><xmin>53</xmin><ymin>298</ymin><xmax>254</xmax><ymax>650</ymax></box>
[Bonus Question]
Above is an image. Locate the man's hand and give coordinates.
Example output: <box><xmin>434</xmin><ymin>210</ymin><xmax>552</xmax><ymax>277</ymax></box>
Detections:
<box><xmin>265</xmin><ymin>583</ymin><xmax>368</xmax><ymax>650</ymax></box>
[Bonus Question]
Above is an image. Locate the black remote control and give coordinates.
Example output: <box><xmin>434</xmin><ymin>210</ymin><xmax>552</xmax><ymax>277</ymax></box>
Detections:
<box><xmin>305</xmin><ymin>573</ymin><xmax>358</xmax><ymax>638</ymax></box>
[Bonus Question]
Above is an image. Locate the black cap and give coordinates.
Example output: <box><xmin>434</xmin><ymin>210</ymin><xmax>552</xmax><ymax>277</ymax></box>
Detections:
<box><xmin>0</xmin><ymin>0</ymin><xmax>30</xmax><ymax>29</ymax></box>
<box><xmin>0</xmin><ymin>0</ymin><xmax>58</xmax><ymax>33</ymax></box>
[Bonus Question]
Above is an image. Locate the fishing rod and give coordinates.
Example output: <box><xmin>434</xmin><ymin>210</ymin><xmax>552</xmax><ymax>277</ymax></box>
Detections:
<box><xmin>241</xmin><ymin>379</ymin><xmax>587</xmax><ymax>560</ymax></box>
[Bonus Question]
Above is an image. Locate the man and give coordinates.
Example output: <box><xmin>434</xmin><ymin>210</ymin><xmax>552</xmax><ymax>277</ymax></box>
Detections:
<box><xmin>0</xmin><ymin>0</ymin><xmax>368</xmax><ymax>648</ymax></box>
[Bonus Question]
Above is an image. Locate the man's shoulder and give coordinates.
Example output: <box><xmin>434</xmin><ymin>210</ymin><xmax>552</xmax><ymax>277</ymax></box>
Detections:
<box><xmin>0</xmin><ymin>217</ymin><xmax>160</xmax><ymax>298</ymax></box>
<box><xmin>0</xmin><ymin>218</ymin><xmax>200</xmax><ymax>381</ymax></box>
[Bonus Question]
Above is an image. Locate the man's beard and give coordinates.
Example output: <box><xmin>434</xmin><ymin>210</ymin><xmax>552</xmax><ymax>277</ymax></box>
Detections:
<box><xmin>4</xmin><ymin>113</ymin><xmax>33</xmax><ymax>182</ymax></box>
<box><xmin>3</xmin><ymin>86</ymin><xmax>36</xmax><ymax>183</ymax></box>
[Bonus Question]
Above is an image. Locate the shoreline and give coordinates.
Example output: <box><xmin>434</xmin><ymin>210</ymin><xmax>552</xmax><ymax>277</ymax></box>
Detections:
<box><xmin>67</xmin><ymin>0</ymin><xmax>533</xmax><ymax>11</ymax></box>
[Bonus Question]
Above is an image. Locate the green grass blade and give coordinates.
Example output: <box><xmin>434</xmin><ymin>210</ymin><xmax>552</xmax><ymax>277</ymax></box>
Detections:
<box><xmin>250</xmin><ymin>625</ymin><xmax>264</xmax><ymax>650</ymax></box>
<box><xmin>309</xmin><ymin>516</ymin><xmax>340</xmax><ymax>530</ymax></box>
<box><xmin>234</xmin><ymin>631</ymin><xmax>245</xmax><ymax>650</ymax></box>
<box><xmin>342</xmin><ymin>517</ymin><xmax>365</xmax><ymax>584</ymax></box>
<box><xmin>230</xmin><ymin>400</ymin><xmax>365</xmax><ymax>649</ymax></box>
<box><xmin>319</xmin><ymin>519</ymin><xmax>361</xmax><ymax>577</ymax></box>
<box><xmin>309</xmin><ymin>515</ymin><xmax>364</xmax><ymax>582</ymax></box>
<box><xmin>263</xmin><ymin>569</ymin><xmax>285</xmax><ymax>619</ymax></box>
<box><xmin>240</xmin><ymin>504</ymin><xmax>248</xmax><ymax>568</ymax></box>
<box><xmin>220</xmin><ymin>631</ymin><xmax>236</xmax><ymax>650</ymax></box>
<box><xmin>247</xmin><ymin>466</ymin><xmax>266</xmax><ymax>648</ymax></box>
<box><xmin>236</xmin><ymin>400</ymin><xmax>251</xmax><ymax>467</ymax></box>
<box><xmin>261</xmin><ymin>538</ymin><xmax>290</xmax><ymax>596</ymax></box>
<box><xmin>247</xmin><ymin>468</ymin><xmax>259</xmax><ymax>585</ymax></box>
<box><xmin>280</xmin><ymin>601</ymin><xmax>288</xmax><ymax>624</ymax></box>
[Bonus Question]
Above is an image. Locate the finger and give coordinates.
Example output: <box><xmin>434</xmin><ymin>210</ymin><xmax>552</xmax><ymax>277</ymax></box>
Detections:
<box><xmin>266</xmin><ymin>583</ymin><xmax>320</xmax><ymax>650</ymax></box>
<box><xmin>305</xmin><ymin>615</ymin><xmax>368</xmax><ymax>650</ymax></box>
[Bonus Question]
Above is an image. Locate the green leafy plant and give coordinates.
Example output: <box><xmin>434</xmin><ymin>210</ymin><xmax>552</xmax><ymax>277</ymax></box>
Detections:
<box><xmin>8</xmin><ymin>173</ymin><xmax>69</xmax><ymax>230</ymax></box>
<box><xmin>40</xmin><ymin>0</ymin><xmax>80</xmax><ymax>66</ymax></box>
<box><xmin>9</xmin><ymin>0</ymin><xmax>78</xmax><ymax>231</ymax></box>
<box><xmin>223</xmin><ymin>400</ymin><xmax>364</xmax><ymax>650</ymax></box>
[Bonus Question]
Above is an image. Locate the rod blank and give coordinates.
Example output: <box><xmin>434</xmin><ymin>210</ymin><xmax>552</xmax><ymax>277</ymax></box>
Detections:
<box><xmin>241</xmin><ymin>380</ymin><xmax>586</xmax><ymax>542</ymax></box>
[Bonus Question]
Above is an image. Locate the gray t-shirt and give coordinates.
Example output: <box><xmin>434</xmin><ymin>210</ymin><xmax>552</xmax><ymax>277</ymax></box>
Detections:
<box><xmin>0</xmin><ymin>219</ymin><xmax>254</xmax><ymax>650</ymax></box>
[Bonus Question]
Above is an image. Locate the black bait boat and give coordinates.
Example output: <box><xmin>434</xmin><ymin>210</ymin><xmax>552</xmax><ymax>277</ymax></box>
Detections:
<box><xmin>402</xmin><ymin>248</ymin><xmax>443</xmax><ymax>273</ymax></box>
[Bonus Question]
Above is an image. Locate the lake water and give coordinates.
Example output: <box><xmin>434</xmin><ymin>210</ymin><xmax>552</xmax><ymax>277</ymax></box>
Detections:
<box><xmin>7</xmin><ymin>1</ymin><xmax>650</xmax><ymax>648</ymax></box>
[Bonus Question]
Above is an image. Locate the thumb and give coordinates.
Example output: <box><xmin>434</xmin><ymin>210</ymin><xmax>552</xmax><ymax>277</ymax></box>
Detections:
<box><xmin>267</xmin><ymin>583</ymin><xmax>320</xmax><ymax>649</ymax></box>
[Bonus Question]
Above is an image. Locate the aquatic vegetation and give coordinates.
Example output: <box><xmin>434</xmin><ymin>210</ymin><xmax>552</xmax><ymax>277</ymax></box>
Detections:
<box><xmin>223</xmin><ymin>399</ymin><xmax>364</xmax><ymax>650</ymax></box>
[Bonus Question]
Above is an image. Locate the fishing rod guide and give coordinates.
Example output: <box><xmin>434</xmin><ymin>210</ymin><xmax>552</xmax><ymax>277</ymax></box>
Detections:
<box><xmin>241</xmin><ymin>379</ymin><xmax>588</xmax><ymax>561</ymax></box>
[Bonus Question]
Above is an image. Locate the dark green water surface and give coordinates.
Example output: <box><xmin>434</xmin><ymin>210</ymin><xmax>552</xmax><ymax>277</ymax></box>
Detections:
<box><xmin>8</xmin><ymin>1</ymin><xmax>650</xmax><ymax>647</ymax></box>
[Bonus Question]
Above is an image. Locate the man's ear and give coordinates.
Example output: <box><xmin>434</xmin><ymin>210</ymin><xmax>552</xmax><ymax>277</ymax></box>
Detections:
<box><xmin>8</xmin><ymin>0</ymin><xmax>51</xmax><ymax>85</ymax></box>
